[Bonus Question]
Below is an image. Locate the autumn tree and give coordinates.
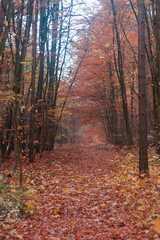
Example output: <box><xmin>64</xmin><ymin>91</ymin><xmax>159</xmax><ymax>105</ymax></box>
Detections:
<box><xmin>110</xmin><ymin>0</ymin><xmax>134</xmax><ymax>146</ymax></box>
<box><xmin>0</xmin><ymin>0</ymin><xmax>81</xmax><ymax>164</ymax></box>
<box><xmin>69</xmin><ymin>0</ymin><xmax>139</xmax><ymax>147</ymax></box>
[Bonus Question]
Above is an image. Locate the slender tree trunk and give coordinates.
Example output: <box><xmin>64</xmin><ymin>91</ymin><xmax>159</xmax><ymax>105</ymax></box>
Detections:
<box><xmin>47</xmin><ymin>0</ymin><xmax>73</xmax><ymax>151</ymax></box>
<box><xmin>36</xmin><ymin>0</ymin><xmax>47</xmax><ymax>152</ymax></box>
<box><xmin>29</xmin><ymin>0</ymin><xmax>38</xmax><ymax>163</ymax></box>
<box><xmin>37</xmin><ymin>0</ymin><xmax>47</xmax><ymax>100</ymax></box>
<box><xmin>154</xmin><ymin>0</ymin><xmax>160</xmax><ymax>154</ymax></box>
<box><xmin>111</xmin><ymin>0</ymin><xmax>134</xmax><ymax>146</ymax></box>
<box><xmin>47</xmin><ymin>1</ymin><xmax>59</xmax><ymax>150</ymax></box>
<box><xmin>130</xmin><ymin>63</ymin><xmax>135</xmax><ymax>130</ymax></box>
<box><xmin>48</xmin><ymin>2</ymin><xmax>59</xmax><ymax>102</ymax></box>
<box><xmin>138</xmin><ymin>0</ymin><xmax>148</xmax><ymax>174</ymax></box>
<box><xmin>0</xmin><ymin>0</ymin><xmax>12</xmax><ymax>79</ymax></box>
<box><xmin>109</xmin><ymin>61</ymin><xmax>119</xmax><ymax>144</ymax></box>
<box><xmin>11</xmin><ymin>0</ymin><xmax>33</xmax><ymax>183</ymax></box>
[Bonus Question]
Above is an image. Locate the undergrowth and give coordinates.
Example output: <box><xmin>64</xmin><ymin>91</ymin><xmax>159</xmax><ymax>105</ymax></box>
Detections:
<box><xmin>0</xmin><ymin>177</ymin><xmax>36</xmax><ymax>219</ymax></box>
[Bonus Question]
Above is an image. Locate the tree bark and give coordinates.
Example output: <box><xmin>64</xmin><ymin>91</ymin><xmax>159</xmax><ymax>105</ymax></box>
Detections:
<box><xmin>138</xmin><ymin>0</ymin><xmax>148</xmax><ymax>174</ymax></box>
<box><xmin>29</xmin><ymin>0</ymin><xmax>38</xmax><ymax>163</ymax></box>
<box><xmin>153</xmin><ymin>0</ymin><xmax>160</xmax><ymax>154</ymax></box>
<box><xmin>36</xmin><ymin>0</ymin><xmax>47</xmax><ymax>152</ymax></box>
<box><xmin>47</xmin><ymin>1</ymin><xmax>59</xmax><ymax>150</ymax></box>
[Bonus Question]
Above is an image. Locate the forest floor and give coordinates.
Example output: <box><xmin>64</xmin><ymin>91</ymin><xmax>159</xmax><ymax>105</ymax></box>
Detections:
<box><xmin>0</xmin><ymin>145</ymin><xmax>160</xmax><ymax>239</ymax></box>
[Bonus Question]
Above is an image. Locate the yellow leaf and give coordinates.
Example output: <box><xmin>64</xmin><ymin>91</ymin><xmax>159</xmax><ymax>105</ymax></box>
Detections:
<box><xmin>71</xmin><ymin>221</ymin><xmax>77</xmax><ymax>224</ymax></box>
<box><xmin>83</xmin><ymin>196</ymin><xmax>87</xmax><ymax>199</ymax></box>
<box><xmin>5</xmin><ymin>21</ymin><xmax>8</xmax><ymax>27</ymax></box>
<box><xmin>62</xmin><ymin>188</ymin><xmax>68</xmax><ymax>192</ymax></box>
<box><xmin>27</xmin><ymin>204</ymin><xmax>35</xmax><ymax>210</ymax></box>
<box><xmin>49</xmin><ymin>193</ymin><xmax>54</xmax><ymax>196</ymax></box>
<box><xmin>15</xmin><ymin>235</ymin><xmax>23</xmax><ymax>239</ymax></box>
<box><xmin>40</xmin><ymin>185</ymin><xmax>45</xmax><ymax>190</ymax></box>
<box><xmin>109</xmin><ymin>217</ymin><xmax>116</xmax><ymax>221</ymax></box>
<box><xmin>54</xmin><ymin>208</ymin><xmax>60</xmax><ymax>214</ymax></box>
<box><xmin>105</xmin><ymin>43</ymin><xmax>110</xmax><ymax>48</ymax></box>
<box><xmin>120</xmin><ymin>189</ymin><xmax>125</xmax><ymax>193</ymax></box>
<box><xmin>101</xmin><ymin>202</ymin><xmax>107</xmax><ymax>207</ymax></box>
<box><xmin>26</xmin><ymin>177</ymin><xmax>30</xmax><ymax>183</ymax></box>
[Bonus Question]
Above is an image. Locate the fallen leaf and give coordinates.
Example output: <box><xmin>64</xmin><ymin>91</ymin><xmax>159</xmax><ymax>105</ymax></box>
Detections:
<box><xmin>153</xmin><ymin>217</ymin><xmax>160</xmax><ymax>232</ymax></box>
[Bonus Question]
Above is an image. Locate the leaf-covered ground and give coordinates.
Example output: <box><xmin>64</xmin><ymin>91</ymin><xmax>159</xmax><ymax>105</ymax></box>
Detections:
<box><xmin>1</xmin><ymin>145</ymin><xmax>160</xmax><ymax>239</ymax></box>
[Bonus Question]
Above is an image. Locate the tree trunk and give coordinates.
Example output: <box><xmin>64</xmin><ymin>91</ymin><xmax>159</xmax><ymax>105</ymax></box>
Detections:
<box><xmin>47</xmin><ymin>1</ymin><xmax>59</xmax><ymax>150</ymax></box>
<box><xmin>29</xmin><ymin>0</ymin><xmax>38</xmax><ymax>163</ymax></box>
<box><xmin>0</xmin><ymin>0</ymin><xmax>12</xmax><ymax>78</ymax></box>
<box><xmin>36</xmin><ymin>0</ymin><xmax>47</xmax><ymax>152</ymax></box>
<box><xmin>109</xmin><ymin>61</ymin><xmax>119</xmax><ymax>144</ymax></box>
<box><xmin>138</xmin><ymin>0</ymin><xmax>148</xmax><ymax>174</ymax></box>
<box><xmin>111</xmin><ymin>0</ymin><xmax>134</xmax><ymax>146</ymax></box>
<box><xmin>154</xmin><ymin>0</ymin><xmax>160</xmax><ymax>154</ymax></box>
<box><xmin>130</xmin><ymin>63</ymin><xmax>135</xmax><ymax>130</ymax></box>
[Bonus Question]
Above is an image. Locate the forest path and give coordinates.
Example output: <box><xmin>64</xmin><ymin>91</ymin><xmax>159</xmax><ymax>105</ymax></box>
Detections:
<box><xmin>1</xmin><ymin>146</ymin><xmax>160</xmax><ymax>239</ymax></box>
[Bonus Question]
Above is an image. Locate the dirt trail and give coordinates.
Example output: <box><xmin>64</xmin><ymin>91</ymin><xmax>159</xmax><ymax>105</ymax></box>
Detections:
<box><xmin>1</xmin><ymin>146</ymin><xmax>159</xmax><ymax>239</ymax></box>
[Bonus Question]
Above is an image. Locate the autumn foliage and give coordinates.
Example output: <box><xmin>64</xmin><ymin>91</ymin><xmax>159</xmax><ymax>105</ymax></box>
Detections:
<box><xmin>1</xmin><ymin>0</ymin><xmax>160</xmax><ymax>238</ymax></box>
<box><xmin>1</xmin><ymin>146</ymin><xmax>160</xmax><ymax>239</ymax></box>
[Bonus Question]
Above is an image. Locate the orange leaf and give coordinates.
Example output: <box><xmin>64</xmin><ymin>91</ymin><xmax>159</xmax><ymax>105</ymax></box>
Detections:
<box><xmin>153</xmin><ymin>217</ymin><xmax>160</xmax><ymax>232</ymax></box>
<box><xmin>17</xmin><ymin>126</ymin><xmax>22</xmax><ymax>130</ymax></box>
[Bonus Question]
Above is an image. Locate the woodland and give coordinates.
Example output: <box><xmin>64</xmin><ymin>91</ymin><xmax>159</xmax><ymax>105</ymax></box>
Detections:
<box><xmin>0</xmin><ymin>0</ymin><xmax>160</xmax><ymax>239</ymax></box>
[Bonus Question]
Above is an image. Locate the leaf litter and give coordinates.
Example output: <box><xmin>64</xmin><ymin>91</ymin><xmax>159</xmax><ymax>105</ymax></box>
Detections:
<box><xmin>0</xmin><ymin>145</ymin><xmax>160</xmax><ymax>239</ymax></box>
